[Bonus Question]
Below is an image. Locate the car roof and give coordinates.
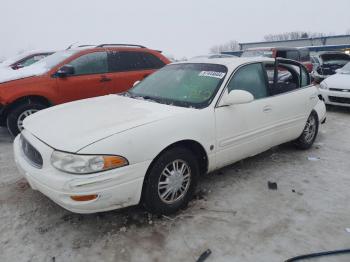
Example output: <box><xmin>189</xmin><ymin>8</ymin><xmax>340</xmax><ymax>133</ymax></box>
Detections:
<box><xmin>174</xmin><ymin>57</ymin><xmax>275</xmax><ymax>69</ymax></box>
<box><xmin>314</xmin><ymin>51</ymin><xmax>349</xmax><ymax>56</ymax></box>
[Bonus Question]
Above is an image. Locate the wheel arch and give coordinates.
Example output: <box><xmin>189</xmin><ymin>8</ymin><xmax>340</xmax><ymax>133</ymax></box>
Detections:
<box><xmin>141</xmin><ymin>139</ymin><xmax>209</xmax><ymax>195</ymax></box>
<box><xmin>140</xmin><ymin>139</ymin><xmax>209</xmax><ymax>205</ymax></box>
<box><xmin>2</xmin><ymin>95</ymin><xmax>52</xmax><ymax>118</ymax></box>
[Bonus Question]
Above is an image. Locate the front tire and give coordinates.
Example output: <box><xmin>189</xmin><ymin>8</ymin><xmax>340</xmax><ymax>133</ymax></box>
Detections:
<box><xmin>294</xmin><ymin>111</ymin><xmax>319</xmax><ymax>150</ymax></box>
<box><xmin>6</xmin><ymin>102</ymin><xmax>46</xmax><ymax>136</ymax></box>
<box><xmin>142</xmin><ymin>147</ymin><xmax>199</xmax><ymax>215</ymax></box>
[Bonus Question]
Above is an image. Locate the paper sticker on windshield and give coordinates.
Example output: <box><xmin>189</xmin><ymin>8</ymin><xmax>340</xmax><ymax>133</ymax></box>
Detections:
<box><xmin>198</xmin><ymin>71</ymin><xmax>225</xmax><ymax>79</ymax></box>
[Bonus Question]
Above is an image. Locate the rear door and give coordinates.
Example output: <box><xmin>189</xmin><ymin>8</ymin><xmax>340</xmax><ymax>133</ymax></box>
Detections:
<box><xmin>56</xmin><ymin>51</ymin><xmax>113</xmax><ymax>103</ymax></box>
<box><xmin>104</xmin><ymin>51</ymin><xmax>166</xmax><ymax>93</ymax></box>
<box><xmin>263</xmin><ymin>59</ymin><xmax>317</xmax><ymax>146</ymax></box>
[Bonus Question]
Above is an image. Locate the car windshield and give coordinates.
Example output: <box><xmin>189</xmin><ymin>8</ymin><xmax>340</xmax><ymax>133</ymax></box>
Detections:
<box><xmin>128</xmin><ymin>63</ymin><xmax>227</xmax><ymax>108</ymax></box>
<box><xmin>321</xmin><ymin>53</ymin><xmax>350</xmax><ymax>66</ymax></box>
<box><xmin>32</xmin><ymin>50</ymin><xmax>79</xmax><ymax>71</ymax></box>
<box><xmin>341</xmin><ymin>62</ymin><xmax>350</xmax><ymax>73</ymax></box>
<box><xmin>242</xmin><ymin>50</ymin><xmax>273</xmax><ymax>58</ymax></box>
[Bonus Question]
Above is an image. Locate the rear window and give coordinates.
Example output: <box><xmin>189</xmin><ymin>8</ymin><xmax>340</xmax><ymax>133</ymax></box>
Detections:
<box><xmin>321</xmin><ymin>53</ymin><xmax>350</xmax><ymax>65</ymax></box>
<box><xmin>242</xmin><ymin>50</ymin><xmax>273</xmax><ymax>58</ymax></box>
<box><xmin>299</xmin><ymin>49</ymin><xmax>310</xmax><ymax>62</ymax></box>
<box><xmin>276</xmin><ymin>50</ymin><xmax>300</xmax><ymax>61</ymax></box>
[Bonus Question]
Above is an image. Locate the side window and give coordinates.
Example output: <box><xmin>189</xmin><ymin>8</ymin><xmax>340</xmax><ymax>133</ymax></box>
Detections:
<box><xmin>142</xmin><ymin>53</ymin><xmax>166</xmax><ymax>69</ymax></box>
<box><xmin>108</xmin><ymin>51</ymin><xmax>150</xmax><ymax>72</ymax></box>
<box><xmin>227</xmin><ymin>63</ymin><xmax>268</xmax><ymax>99</ymax></box>
<box><xmin>69</xmin><ymin>52</ymin><xmax>108</xmax><ymax>75</ymax></box>
<box><xmin>286</xmin><ymin>50</ymin><xmax>300</xmax><ymax>61</ymax></box>
<box><xmin>266</xmin><ymin>62</ymin><xmax>310</xmax><ymax>96</ymax></box>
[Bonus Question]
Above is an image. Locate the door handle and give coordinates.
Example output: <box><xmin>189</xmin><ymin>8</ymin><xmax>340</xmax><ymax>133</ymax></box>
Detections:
<box><xmin>100</xmin><ymin>76</ymin><xmax>112</xmax><ymax>82</ymax></box>
<box><xmin>263</xmin><ymin>105</ymin><xmax>272</xmax><ymax>113</ymax></box>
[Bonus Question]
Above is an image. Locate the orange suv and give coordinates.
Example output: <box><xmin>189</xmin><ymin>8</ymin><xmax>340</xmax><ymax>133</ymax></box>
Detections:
<box><xmin>0</xmin><ymin>44</ymin><xmax>170</xmax><ymax>136</ymax></box>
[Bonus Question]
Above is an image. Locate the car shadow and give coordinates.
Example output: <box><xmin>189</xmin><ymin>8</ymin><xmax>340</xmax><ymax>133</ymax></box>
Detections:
<box><xmin>0</xmin><ymin>127</ymin><xmax>13</xmax><ymax>143</ymax></box>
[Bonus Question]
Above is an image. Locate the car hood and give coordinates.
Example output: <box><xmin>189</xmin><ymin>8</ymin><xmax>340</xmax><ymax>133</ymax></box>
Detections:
<box><xmin>324</xmin><ymin>74</ymin><xmax>350</xmax><ymax>90</ymax></box>
<box><xmin>24</xmin><ymin>95</ymin><xmax>191</xmax><ymax>152</ymax></box>
<box><xmin>0</xmin><ymin>63</ymin><xmax>47</xmax><ymax>84</ymax></box>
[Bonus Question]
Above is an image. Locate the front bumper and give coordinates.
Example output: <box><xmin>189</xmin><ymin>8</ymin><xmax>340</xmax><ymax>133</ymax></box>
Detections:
<box><xmin>319</xmin><ymin>89</ymin><xmax>350</xmax><ymax>107</ymax></box>
<box><xmin>13</xmin><ymin>130</ymin><xmax>150</xmax><ymax>213</ymax></box>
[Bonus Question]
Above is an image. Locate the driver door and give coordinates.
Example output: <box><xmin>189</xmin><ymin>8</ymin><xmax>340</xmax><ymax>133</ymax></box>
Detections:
<box><xmin>215</xmin><ymin>63</ymin><xmax>275</xmax><ymax>169</ymax></box>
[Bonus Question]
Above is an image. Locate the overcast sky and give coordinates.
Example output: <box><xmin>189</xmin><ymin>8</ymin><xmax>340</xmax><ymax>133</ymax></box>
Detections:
<box><xmin>1</xmin><ymin>0</ymin><xmax>350</xmax><ymax>59</ymax></box>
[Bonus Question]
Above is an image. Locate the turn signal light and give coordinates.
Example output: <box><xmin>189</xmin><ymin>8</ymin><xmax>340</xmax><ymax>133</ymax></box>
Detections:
<box><xmin>70</xmin><ymin>194</ymin><xmax>98</xmax><ymax>202</ymax></box>
<box><xmin>103</xmin><ymin>156</ymin><xmax>128</xmax><ymax>169</ymax></box>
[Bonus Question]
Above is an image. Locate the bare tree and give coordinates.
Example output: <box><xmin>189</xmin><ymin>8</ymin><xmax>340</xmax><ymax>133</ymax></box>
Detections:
<box><xmin>347</xmin><ymin>29</ymin><xmax>350</xmax><ymax>35</ymax></box>
<box><xmin>209</xmin><ymin>40</ymin><xmax>240</xmax><ymax>54</ymax></box>
<box><xmin>263</xmin><ymin>31</ymin><xmax>327</xmax><ymax>41</ymax></box>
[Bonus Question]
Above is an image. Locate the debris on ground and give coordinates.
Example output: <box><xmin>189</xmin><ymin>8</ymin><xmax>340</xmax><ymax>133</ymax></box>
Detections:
<box><xmin>193</xmin><ymin>188</ymin><xmax>209</xmax><ymax>201</ymax></box>
<box><xmin>292</xmin><ymin>189</ymin><xmax>303</xmax><ymax>196</ymax></box>
<box><xmin>268</xmin><ymin>181</ymin><xmax>278</xmax><ymax>190</ymax></box>
<box><xmin>196</xmin><ymin>249</ymin><xmax>212</xmax><ymax>262</ymax></box>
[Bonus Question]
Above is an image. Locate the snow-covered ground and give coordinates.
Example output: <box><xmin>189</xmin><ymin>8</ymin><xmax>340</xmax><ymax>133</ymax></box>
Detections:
<box><xmin>1</xmin><ymin>107</ymin><xmax>350</xmax><ymax>262</ymax></box>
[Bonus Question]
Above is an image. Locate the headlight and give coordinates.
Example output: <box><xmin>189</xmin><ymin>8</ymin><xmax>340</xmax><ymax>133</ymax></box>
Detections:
<box><xmin>51</xmin><ymin>151</ymin><xmax>128</xmax><ymax>174</ymax></box>
<box><xmin>319</xmin><ymin>81</ymin><xmax>328</xmax><ymax>90</ymax></box>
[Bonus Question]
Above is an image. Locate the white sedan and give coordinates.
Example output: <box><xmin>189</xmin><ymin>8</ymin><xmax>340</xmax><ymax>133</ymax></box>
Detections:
<box><xmin>14</xmin><ymin>57</ymin><xmax>326</xmax><ymax>214</ymax></box>
<box><xmin>319</xmin><ymin>62</ymin><xmax>350</xmax><ymax>107</ymax></box>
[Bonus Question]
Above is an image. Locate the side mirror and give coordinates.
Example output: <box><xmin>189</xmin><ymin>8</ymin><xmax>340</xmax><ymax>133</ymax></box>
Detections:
<box><xmin>335</xmin><ymin>69</ymin><xmax>341</xmax><ymax>74</ymax></box>
<box><xmin>56</xmin><ymin>65</ymin><xmax>75</xmax><ymax>77</ymax></box>
<box><xmin>221</xmin><ymin>89</ymin><xmax>254</xmax><ymax>106</ymax></box>
<box><xmin>133</xmin><ymin>80</ymin><xmax>141</xmax><ymax>87</ymax></box>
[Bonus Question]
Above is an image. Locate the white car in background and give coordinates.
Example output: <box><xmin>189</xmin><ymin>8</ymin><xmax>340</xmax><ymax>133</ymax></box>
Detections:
<box><xmin>319</xmin><ymin>62</ymin><xmax>350</xmax><ymax>107</ymax></box>
<box><xmin>0</xmin><ymin>50</ymin><xmax>54</xmax><ymax>70</ymax></box>
<box><xmin>14</xmin><ymin>57</ymin><xmax>326</xmax><ymax>215</ymax></box>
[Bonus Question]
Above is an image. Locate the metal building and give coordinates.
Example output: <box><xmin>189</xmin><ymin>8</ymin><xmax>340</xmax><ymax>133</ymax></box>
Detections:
<box><xmin>223</xmin><ymin>34</ymin><xmax>350</xmax><ymax>56</ymax></box>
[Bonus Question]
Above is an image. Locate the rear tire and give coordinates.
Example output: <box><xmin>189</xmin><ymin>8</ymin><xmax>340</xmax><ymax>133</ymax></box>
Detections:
<box><xmin>294</xmin><ymin>111</ymin><xmax>319</xmax><ymax>150</ymax></box>
<box><xmin>142</xmin><ymin>147</ymin><xmax>199</xmax><ymax>215</ymax></box>
<box><xmin>6</xmin><ymin>102</ymin><xmax>46</xmax><ymax>136</ymax></box>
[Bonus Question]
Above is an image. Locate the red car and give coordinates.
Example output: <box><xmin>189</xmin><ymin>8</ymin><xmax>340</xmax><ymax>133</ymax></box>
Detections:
<box><xmin>242</xmin><ymin>47</ymin><xmax>313</xmax><ymax>72</ymax></box>
<box><xmin>0</xmin><ymin>44</ymin><xmax>170</xmax><ymax>136</ymax></box>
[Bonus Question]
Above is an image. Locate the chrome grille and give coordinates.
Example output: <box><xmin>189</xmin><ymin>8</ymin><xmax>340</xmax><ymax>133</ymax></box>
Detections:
<box><xmin>20</xmin><ymin>135</ymin><xmax>43</xmax><ymax>168</ymax></box>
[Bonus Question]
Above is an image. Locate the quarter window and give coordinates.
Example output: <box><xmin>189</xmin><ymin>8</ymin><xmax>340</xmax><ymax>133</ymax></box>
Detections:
<box><xmin>108</xmin><ymin>51</ymin><xmax>164</xmax><ymax>72</ymax></box>
<box><xmin>69</xmin><ymin>52</ymin><xmax>108</xmax><ymax>75</ymax></box>
<box><xmin>227</xmin><ymin>63</ymin><xmax>268</xmax><ymax>99</ymax></box>
<box><xmin>142</xmin><ymin>53</ymin><xmax>165</xmax><ymax>69</ymax></box>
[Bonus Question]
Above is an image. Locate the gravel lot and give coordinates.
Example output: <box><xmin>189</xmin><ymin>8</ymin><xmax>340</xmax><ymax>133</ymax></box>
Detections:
<box><xmin>1</xmin><ymin>106</ymin><xmax>350</xmax><ymax>262</ymax></box>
